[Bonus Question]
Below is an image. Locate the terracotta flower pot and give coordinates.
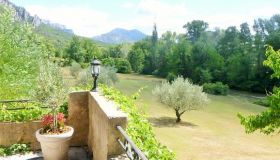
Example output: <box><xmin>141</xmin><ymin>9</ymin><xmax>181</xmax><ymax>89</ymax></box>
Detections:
<box><xmin>35</xmin><ymin>126</ymin><xmax>74</xmax><ymax>160</ymax></box>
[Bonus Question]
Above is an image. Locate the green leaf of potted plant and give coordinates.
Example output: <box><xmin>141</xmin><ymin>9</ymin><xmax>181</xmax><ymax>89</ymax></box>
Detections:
<box><xmin>34</xmin><ymin>61</ymin><xmax>74</xmax><ymax>160</ymax></box>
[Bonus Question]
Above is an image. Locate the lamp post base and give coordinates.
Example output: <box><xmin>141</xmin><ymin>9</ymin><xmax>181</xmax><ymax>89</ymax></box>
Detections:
<box><xmin>91</xmin><ymin>76</ymin><xmax>98</xmax><ymax>92</ymax></box>
<box><xmin>91</xmin><ymin>88</ymin><xmax>98</xmax><ymax>92</ymax></box>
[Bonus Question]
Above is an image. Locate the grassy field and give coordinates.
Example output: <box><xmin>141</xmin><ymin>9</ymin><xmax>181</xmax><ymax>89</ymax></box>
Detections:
<box><xmin>114</xmin><ymin>73</ymin><xmax>280</xmax><ymax>160</ymax></box>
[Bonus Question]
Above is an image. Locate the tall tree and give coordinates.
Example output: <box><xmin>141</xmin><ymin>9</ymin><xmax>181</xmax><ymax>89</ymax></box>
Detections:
<box><xmin>238</xmin><ymin>46</ymin><xmax>280</xmax><ymax>134</ymax></box>
<box><xmin>240</xmin><ymin>22</ymin><xmax>252</xmax><ymax>47</ymax></box>
<box><xmin>157</xmin><ymin>31</ymin><xmax>177</xmax><ymax>77</ymax></box>
<box><xmin>80</xmin><ymin>38</ymin><xmax>101</xmax><ymax>63</ymax></box>
<box><xmin>65</xmin><ymin>36</ymin><xmax>83</xmax><ymax>63</ymax></box>
<box><xmin>253</xmin><ymin>18</ymin><xmax>266</xmax><ymax>71</ymax></box>
<box><xmin>266</xmin><ymin>30</ymin><xmax>280</xmax><ymax>50</ymax></box>
<box><xmin>183</xmin><ymin>20</ymin><xmax>208</xmax><ymax>43</ymax></box>
<box><xmin>251</xmin><ymin>18</ymin><xmax>274</xmax><ymax>92</ymax></box>
<box><xmin>127</xmin><ymin>48</ymin><xmax>145</xmax><ymax>73</ymax></box>
<box><xmin>170</xmin><ymin>36</ymin><xmax>192</xmax><ymax>78</ymax></box>
<box><xmin>141</xmin><ymin>24</ymin><xmax>159</xmax><ymax>74</ymax></box>
<box><xmin>107</xmin><ymin>45</ymin><xmax>125</xmax><ymax>58</ymax></box>
<box><xmin>152</xmin><ymin>23</ymin><xmax>158</xmax><ymax>46</ymax></box>
<box><xmin>191</xmin><ymin>39</ymin><xmax>224</xmax><ymax>84</ymax></box>
<box><xmin>217</xmin><ymin>26</ymin><xmax>240</xmax><ymax>59</ymax></box>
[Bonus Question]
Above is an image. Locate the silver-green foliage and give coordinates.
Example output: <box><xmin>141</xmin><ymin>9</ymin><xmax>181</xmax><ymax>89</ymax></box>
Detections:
<box><xmin>153</xmin><ymin>77</ymin><xmax>208</xmax><ymax>122</ymax></box>
<box><xmin>69</xmin><ymin>61</ymin><xmax>82</xmax><ymax>78</ymax></box>
<box><xmin>98</xmin><ymin>66</ymin><xmax>118</xmax><ymax>86</ymax></box>
<box><xmin>33</xmin><ymin>61</ymin><xmax>67</xmax><ymax>131</ymax></box>
<box><xmin>77</xmin><ymin>70</ymin><xmax>90</xmax><ymax>86</ymax></box>
<box><xmin>33</xmin><ymin>61</ymin><xmax>66</xmax><ymax>109</ymax></box>
<box><xmin>77</xmin><ymin>66</ymin><xmax>118</xmax><ymax>87</ymax></box>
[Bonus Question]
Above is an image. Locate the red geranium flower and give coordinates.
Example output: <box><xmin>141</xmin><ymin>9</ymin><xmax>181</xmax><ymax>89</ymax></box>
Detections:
<box><xmin>42</xmin><ymin>114</ymin><xmax>53</xmax><ymax>127</ymax></box>
<box><xmin>41</xmin><ymin>113</ymin><xmax>66</xmax><ymax>133</ymax></box>
<box><xmin>57</xmin><ymin>112</ymin><xmax>66</xmax><ymax>122</ymax></box>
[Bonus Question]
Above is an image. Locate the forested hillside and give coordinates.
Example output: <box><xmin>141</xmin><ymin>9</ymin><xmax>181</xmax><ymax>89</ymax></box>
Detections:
<box><xmin>124</xmin><ymin>18</ymin><xmax>280</xmax><ymax>93</ymax></box>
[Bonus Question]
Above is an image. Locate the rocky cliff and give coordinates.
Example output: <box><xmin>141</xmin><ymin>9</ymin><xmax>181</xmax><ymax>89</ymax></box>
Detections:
<box><xmin>0</xmin><ymin>0</ymin><xmax>73</xmax><ymax>33</ymax></box>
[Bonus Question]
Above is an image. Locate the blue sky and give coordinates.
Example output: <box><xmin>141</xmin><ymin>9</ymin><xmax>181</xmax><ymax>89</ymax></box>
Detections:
<box><xmin>10</xmin><ymin>0</ymin><xmax>280</xmax><ymax>37</ymax></box>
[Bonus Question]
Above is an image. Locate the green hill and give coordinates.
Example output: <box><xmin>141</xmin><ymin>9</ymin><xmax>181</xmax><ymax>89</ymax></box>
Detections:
<box><xmin>35</xmin><ymin>24</ymin><xmax>73</xmax><ymax>49</ymax></box>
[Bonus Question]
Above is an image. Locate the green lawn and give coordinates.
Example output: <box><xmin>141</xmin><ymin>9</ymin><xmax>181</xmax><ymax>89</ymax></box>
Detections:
<box><xmin>114</xmin><ymin>73</ymin><xmax>280</xmax><ymax>160</ymax></box>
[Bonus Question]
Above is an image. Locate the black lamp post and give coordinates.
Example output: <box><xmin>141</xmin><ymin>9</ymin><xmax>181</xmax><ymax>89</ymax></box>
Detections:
<box><xmin>91</xmin><ymin>58</ymin><xmax>101</xmax><ymax>92</ymax></box>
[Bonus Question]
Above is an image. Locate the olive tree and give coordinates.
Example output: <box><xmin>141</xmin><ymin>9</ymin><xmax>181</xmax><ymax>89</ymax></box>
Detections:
<box><xmin>153</xmin><ymin>77</ymin><xmax>208</xmax><ymax>122</ymax></box>
<box><xmin>33</xmin><ymin>61</ymin><xmax>67</xmax><ymax>131</ymax></box>
<box><xmin>98</xmin><ymin>66</ymin><xmax>118</xmax><ymax>86</ymax></box>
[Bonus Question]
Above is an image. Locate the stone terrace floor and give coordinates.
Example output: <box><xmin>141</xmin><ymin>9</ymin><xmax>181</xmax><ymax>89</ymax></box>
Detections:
<box><xmin>0</xmin><ymin>147</ymin><xmax>129</xmax><ymax>160</ymax></box>
<box><xmin>0</xmin><ymin>147</ymin><xmax>90</xmax><ymax>160</ymax></box>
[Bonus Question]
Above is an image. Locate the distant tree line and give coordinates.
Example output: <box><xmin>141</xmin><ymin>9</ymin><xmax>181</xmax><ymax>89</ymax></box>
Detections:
<box><xmin>126</xmin><ymin>15</ymin><xmax>280</xmax><ymax>93</ymax></box>
<box><xmin>60</xmin><ymin>14</ymin><xmax>280</xmax><ymax>93</ymax></box>
<box><xmin>60</xmin><ymin>35</ymin><xmax>132</xmax><ymax>73</ymax></box>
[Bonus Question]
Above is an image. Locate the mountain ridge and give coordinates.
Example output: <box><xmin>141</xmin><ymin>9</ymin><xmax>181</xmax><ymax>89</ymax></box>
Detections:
<box><xmin>93</xmin><ymin>28</ymin><xmax>147</xmax><ymax>44</ymax></box>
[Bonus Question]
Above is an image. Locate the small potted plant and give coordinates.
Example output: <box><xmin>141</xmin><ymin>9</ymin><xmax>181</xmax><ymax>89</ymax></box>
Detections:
<box><xmin>34</xmin><ymin>62</ymin><xmax>74</xmax><ymax>160</ymax></box>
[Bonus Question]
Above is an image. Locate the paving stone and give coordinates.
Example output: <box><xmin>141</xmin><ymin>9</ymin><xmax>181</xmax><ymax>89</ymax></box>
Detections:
<box><xmin>0</xmin><ymin>147</ymin><xmax>91</xmax><ymax>160</ymax></box>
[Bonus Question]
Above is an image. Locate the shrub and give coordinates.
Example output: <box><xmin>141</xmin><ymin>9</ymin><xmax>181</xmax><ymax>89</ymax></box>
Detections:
<box><xmin>76</xmin><ymin>66</ymin><xmax>118</xmax><ymax>88</ymax></box>
<box><xmin>199</xmin><ymin>69</ymin><xmax>213</xmax><ymax>84</ymax></box>
<box><xmin>98</xmin><ymin>66</ymin><xmax>118</xmax><ymax>86</ymax></box>
<box><xmin>0</xmin><ymin>8</ymin><xmax>51</xmax><ymax>99</ymax></box>
<box><xmin>203</xmin><ymin>82</ymin><xmax>229</xmax><ymax>95</ymax></box>
<box><xmin>114</xmin><ymin>58</ymin><xmax>132</xmax><ymax>73</ymax></box>
<box><xmin>102</xmin><ymin>58</ymin><xmax>132</xmax><ymax>73</ymax></box>
<box><xmin>69</xmin><ymin>61</ymin><xmax>82</xmax><ymax>78</ymax></box>
<box><xmin>253</xmin><ymin>97</ymin><xmax>270</xmax><ymax>107</ymax></box>
<box><xmin>0</xmin><ymin>107</ymin><xmax>49</xmax><ymax>122</ymax></box>
<box><xmin>101</xmin><ymin>57</ymin><xmax>115</xmax><ymax>66</ymax></box>
<box><xmin>193</xmin><ymin>68</ymin><xmax>213</xmax><ymax>84</ymax></box>
<box><xmin>0</xmin><ymin>143</ymin><xmax>30</xmax><ymax>156</ymax></box>
<box><xmin>166</xmin><ymin>72</ymin><xmax>177</xmax><ymax>83</ymax></box>
<box><xmin>59</xmin><ymin>101</ymin><xmax>69</xmax><ymax>117</ymax></box>
<box><xmin>77</xmin><ymin>70</ymin><xmax>90</xmax><ymax>86</ymax></box>
<box><xmin>100</xmin><ymin>85</ymin><xmax>175</xmax><ymax>159</ymax></box>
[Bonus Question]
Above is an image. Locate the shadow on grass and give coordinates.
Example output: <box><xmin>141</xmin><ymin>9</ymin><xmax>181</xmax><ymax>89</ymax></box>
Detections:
<box><xmin>148</xmin><ymin>116</ymin><xmax>198</xmax><ymax>128</ymax></box>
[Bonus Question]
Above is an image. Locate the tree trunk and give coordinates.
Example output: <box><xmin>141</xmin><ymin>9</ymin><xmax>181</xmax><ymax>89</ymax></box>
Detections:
<box><xmin>175</xmin><ymin>109</ymin><xmax>181</xmax><ymax>123</ymax></box>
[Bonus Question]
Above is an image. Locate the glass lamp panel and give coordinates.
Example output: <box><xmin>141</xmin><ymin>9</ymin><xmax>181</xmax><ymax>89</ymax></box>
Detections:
<box><xmin>94</xmin><ymin>65</ymin><xmax>100</xmax><ymax>75</ymax></box>
<box><xmin>91</xmin><ymin>65</ymin><xmax>94</xmax><ymax>75</ymax></box>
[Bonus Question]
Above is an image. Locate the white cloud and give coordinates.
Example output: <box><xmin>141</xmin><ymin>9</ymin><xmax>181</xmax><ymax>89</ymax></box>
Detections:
<box><xmin>25</xmin><ymin>1</ymin><xmax>192</xmax><ymax>37</ymax></box>
<box><xmin>120</xmin><ymin>2</ymin><xmax>135</xmax><ymax>9</ymax></box>
<box><xmin>25</xmin><ymin>5</ymin><xmax>116</xmax><ymax>37</ymax></box>
<box><xmin>24</xmin><ymin>1</ymin><xmax>280</xmax><ymax>37</ymax></box>
<box><xmin>190</xmin><ymin>6</ymin><xmax>280</xmax><ymax>30</ymax></box>
<box><xmin>133</xmin><ymin>0</ymin><xmax>191</xmax><ymax>35</ymax></box>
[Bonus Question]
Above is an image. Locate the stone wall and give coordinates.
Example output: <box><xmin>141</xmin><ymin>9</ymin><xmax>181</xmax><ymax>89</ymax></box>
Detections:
<box><xmin>67</xmin><ymin>91</ymin><xmax>89</xmax><ymax>146</ymax></box>
<box><xmin>0</xmin><ymin>121</ymin><xmax>41</xmax><ymax>150</ymax></box>
<box><xmin>87</xmin><ymin>92</ymin><xmax>127</xmax><ymax>159</ymax></box>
